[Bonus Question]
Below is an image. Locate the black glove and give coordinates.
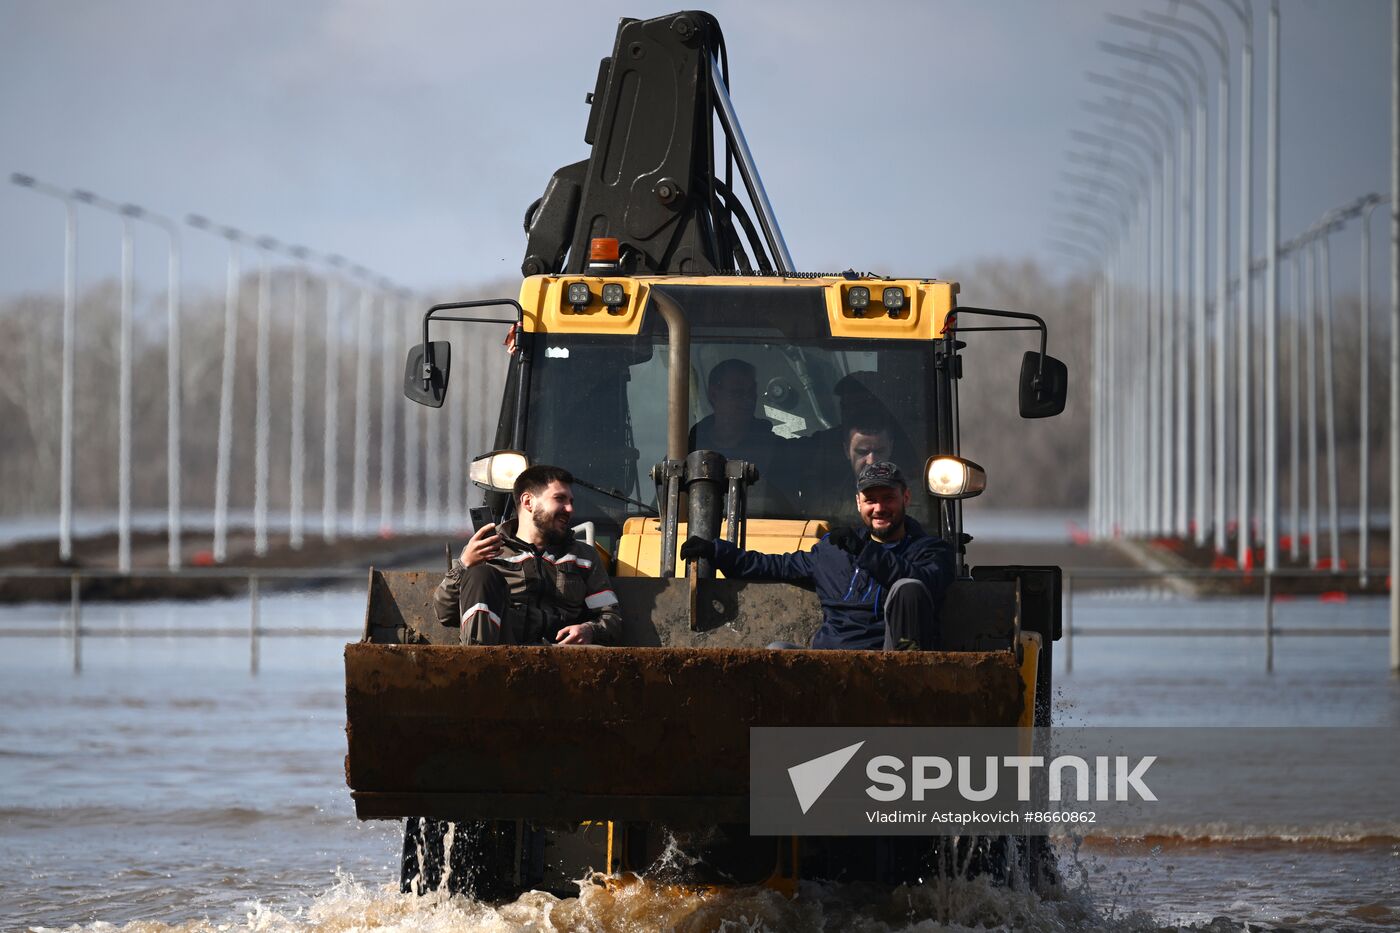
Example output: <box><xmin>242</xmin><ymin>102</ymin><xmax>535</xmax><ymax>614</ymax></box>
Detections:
<box><xmin>679</xmin><ymin>536</ymin><xmax>716</xmax><ymax>562</ymax></box>
<box><xmin>826</xmin><ymin>525</ymin><xmax>866</xmax><ymax>556</ymax></box>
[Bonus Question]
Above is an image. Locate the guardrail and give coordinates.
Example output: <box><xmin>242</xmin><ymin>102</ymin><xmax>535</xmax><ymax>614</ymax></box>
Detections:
<box><xmin>0</xmin><ymin>566</ymin><xmax>1391</xmax><ymax>676</ymax></box>
<box><xmin>1061</xmin><ymin>567</ymin><xmax>1392</xmax><ymax>673</ymax></box>
<box><xmin>0</xmin><ymin>567</ymin><xmax>366</xmax><ymax>673</ymax></box>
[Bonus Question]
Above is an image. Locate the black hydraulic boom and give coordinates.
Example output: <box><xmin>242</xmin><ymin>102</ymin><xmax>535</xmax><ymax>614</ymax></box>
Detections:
<box><xmin>521</xmin><ymin>10</ymin><xmax>790</xmax><ymax>278</ymax></box>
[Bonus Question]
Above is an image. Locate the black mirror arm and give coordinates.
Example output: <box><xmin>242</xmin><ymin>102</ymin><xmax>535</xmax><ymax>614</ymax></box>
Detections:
<box><xmin>948</xmin><ymin>306</ymin><xmax>1051</xmax><ymax>397</ymax></box>
<box><xmin>417</xmin><ymin>299</ymin><xmax>526</xmax><ymax>388</ymax></box>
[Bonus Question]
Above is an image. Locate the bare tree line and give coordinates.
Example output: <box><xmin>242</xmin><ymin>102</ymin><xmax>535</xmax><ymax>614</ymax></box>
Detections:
<box><xmin>949</xmin><ymin>257</ymin><xmax>1389</xmax><ymax>514</ymax></box>
<box><xmin>0</xmin><ymin>272</ymin><xmax>512</xmax><ymax>524</ymax></box>
<box><xmin>956</xmin><ymin>259</ymin><xmax>1096</xmax><ymax>510</ymax></box>
<box><xmin>0</xmin><ymin>258</ymin><xmax>1388</xmax><ymax>519</ymax></box>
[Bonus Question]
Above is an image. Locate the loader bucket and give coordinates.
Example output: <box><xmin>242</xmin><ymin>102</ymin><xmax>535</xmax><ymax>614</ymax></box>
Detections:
<box><xmin>345</xmin><ymin>571</ymin><xmax>1025</xmax><ymax>825</ymax></box>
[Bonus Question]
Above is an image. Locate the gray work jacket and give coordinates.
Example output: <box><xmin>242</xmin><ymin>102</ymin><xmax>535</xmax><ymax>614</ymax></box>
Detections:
<box><xmin>433</xmin><ymin>519</ymin><xmax>623</xmax><ymax>645</ymax></box>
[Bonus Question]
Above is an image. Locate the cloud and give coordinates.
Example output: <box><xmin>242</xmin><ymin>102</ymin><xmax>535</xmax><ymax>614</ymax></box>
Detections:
<box><xmin>0</xmin><ymin>0</ymin><xmax>1392</xmax><ymax>297</ymax></box>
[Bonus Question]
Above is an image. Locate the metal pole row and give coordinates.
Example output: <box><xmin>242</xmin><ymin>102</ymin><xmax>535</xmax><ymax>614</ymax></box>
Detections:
<box><xmin>178</xmin><ymin>223</ymin><xmax>451</xmax><ymax>552</ymax></box>
<box><xmin>1389</xmin><ymin>0</ymin><xmax>1398</xmax><ymax>673</ymax></box>
<box><xmin>7</xmin><ymin>176</ymin><xmax>490</xmax><ymax>568</ymax></box>
<box><xmin>1062</xmin><ymin>4</ymin><xmax>1395</xmax><ymax>666</ymax></box>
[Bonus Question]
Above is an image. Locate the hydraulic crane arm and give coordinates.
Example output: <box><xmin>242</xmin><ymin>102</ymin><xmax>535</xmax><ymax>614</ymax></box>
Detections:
<box><xmin>521</xmin><ymin>10</ymin><xmax>792</xmax><ymax>277</ymax></box>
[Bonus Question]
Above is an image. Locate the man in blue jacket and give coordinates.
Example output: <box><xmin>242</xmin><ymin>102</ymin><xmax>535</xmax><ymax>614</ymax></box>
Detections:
<box><xmin>679</xmin><ymin>461</ymin><xmax>954</xmax><ymax>650</ymax></box>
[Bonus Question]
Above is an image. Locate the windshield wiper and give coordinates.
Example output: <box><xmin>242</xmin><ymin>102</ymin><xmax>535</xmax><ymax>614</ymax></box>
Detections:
<box><xmin>780</xmin><ymin>345</ymin><xmax>831</xmax><ymax>429</ymax></box>
<box><xmin>573</xmin><ymin>476</ymin><xmax>658</xmax><ymax>516</ymax></box>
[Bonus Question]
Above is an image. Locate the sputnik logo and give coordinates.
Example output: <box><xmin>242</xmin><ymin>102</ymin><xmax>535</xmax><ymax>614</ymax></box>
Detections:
<box><xmin>787</xmin><ymin>741</ymin><xmax>865</xmax><ymax>814</ymax></box>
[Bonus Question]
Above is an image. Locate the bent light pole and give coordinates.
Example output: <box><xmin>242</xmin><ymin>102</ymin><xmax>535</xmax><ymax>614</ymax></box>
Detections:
<box><xmin>187</xmin><ymin>215</ymin><xmax>242</xmax><ymax>564</ymax></box>
<box><xmin>1084</xmin><ymin>91</ymin><xmax>1175</xmax><ymax>534</ymax></box>
<box><xmin>322</xmin><ymin>254</ymin><xmax>347</xmax><ymax>543</ymax></box>
<box><xmin>1051</xmin><ymin>215</ymin><xmax>1118</xmax><ymax>539</ymax></box>
<box><xmin>1389</xmin><ymin>0</ymin><xmax>1398</xmax><ymax>674</ymax></box>
<box><xmin>1141</xmin><ymin>21</ymin><xmax>1218</xmax><ymax>550</ymax></box>
<box><xmin>10</xmin><ymin>174</ymin><xmax>78</xmax><ymax>562</ymax></box>
<box><xmin>121</xmin><ymin>205</ymin><xmax>184</xmax><ymax>571</ymax></box>
<box><xmin>378</xmin><ymin>278</ymin><xmax>399</xmax><ymax>535</ymax></box>
<box><xmin>400</xmin><ymin>289</ymin><xmax>421</xmax><ymax>530</ymax></box>
<box><xmin>1359</xmin><ymin>195</ymin><xmax>1392</xmax><ymax>587</ymax></box>
<box><xmin>1067</xmin><ymin>145</ymin><xmax>1151</xmax><ymax>534</ymax></box>
<box><xmin>1097</xmin><ymin>50</ymin><xmax>1196</xmax><ymax>537</ymax></box>
<box><xmin>1176</xmin><ymin>0</ymin><xmax>1234</xmax><ymax>556</ymax></box>
<box><xmin>285</xmin><ymin>245</ymin><xmax>311</xmax><ymax>551</ymax></box>
<box><xmin>1057</xmin><ymin>179</ymin><xmax>1135</xmax><ymax>539</ymax></box>
<box><xmin>1264</xmin><ymin>0</ymin><xmax>1281</xmax><ymax>573</ymax></box>
<box><xmin>1219</xmin><ymin>0</ymin><xmax>1255</xmax><ymax>569</ymax></box>
<box><xmin>72</xmin><ymin>189</ymin><xmax>136</xmax><ymax>574</ymax></box>
<box><xmin>350</xmin><ymin>266</ymin><xmax>373</xmax><ymax>536</ymax></box>
<box><xmin>253</xmin><ymin>235</ymin><xmax>279</xmax><ymax>557</ymax></box>
<box><xmin>1102</xmin><ymin>31</ymin><xmax>1208</xmax><ymax>542</ymax></box>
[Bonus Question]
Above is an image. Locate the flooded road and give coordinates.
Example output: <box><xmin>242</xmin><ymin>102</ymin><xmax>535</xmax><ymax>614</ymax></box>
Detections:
<box><xmin>1</xmin><ymin>587</ymin><xmax>1397</xmax><ymax>931</ymax></box>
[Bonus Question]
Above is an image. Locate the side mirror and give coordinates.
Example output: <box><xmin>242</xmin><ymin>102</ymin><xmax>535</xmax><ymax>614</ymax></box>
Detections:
<box><xmin>1018</xmin><ymin>351</ymin><xmax>1067</xmax><ymax>419</ymax></box>
<box><xmin>403</xmin><ymin>342</ymin><xmax>451</xmax><ymax>408</ymax></box>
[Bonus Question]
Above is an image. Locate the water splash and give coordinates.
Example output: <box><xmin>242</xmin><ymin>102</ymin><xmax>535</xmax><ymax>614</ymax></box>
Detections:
<box><xmin>25</xmin><ymin>864</ymin><xmax>1277</xmax><ymax>933</ymax></box>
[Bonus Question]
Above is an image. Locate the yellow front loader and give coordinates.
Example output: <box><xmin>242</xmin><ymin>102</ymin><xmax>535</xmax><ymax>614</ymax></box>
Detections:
<box><xmin>344</xmin><ymin>11</ymin><xmax>1069</xmax><ymax>900</ymax></box>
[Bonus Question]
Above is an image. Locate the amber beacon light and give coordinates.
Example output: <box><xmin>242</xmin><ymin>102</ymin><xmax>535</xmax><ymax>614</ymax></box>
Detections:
<box><xmin>587</xmin><ymin>237</ymin><xmax>621</xmax><ymax>273</ymax></box>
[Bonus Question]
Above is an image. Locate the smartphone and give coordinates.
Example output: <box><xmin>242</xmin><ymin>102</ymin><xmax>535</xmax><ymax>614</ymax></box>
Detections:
<box><xmin>469</xmin><ymin>506</ymin><xmax>495</xmax><ymax>532</ymax></box>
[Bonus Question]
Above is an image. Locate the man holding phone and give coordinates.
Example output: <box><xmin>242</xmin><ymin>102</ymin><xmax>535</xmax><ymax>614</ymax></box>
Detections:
<box><xmin>433</xmin><ymin>464</ymin><xmax>623</xmax><ymax>646</ymax></box>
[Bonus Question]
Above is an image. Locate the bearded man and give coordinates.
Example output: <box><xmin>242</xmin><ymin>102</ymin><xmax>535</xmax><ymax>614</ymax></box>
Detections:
<box><xmin>434</xmin><ymin>464</ymin><xmax>622</xmax><ymax>646</ymax></box>
<box><xmin>679</xmin><ymin>461</ymin><xmax>953</xmax><ymax>650</ymax></box>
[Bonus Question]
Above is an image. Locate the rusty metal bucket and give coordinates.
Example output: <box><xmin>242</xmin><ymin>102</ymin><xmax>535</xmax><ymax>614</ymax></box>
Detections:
<box><xmin>346</xmin><ymin>570</ymin><xmax>1024</xmax><ymax>825</ymax></box>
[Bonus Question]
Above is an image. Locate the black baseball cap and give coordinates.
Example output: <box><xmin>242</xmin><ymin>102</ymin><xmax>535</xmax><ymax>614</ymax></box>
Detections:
<box><xmin>856</xmin><ymin>460</ymin><xmax>906</xmax><ymax>492</ymax></box>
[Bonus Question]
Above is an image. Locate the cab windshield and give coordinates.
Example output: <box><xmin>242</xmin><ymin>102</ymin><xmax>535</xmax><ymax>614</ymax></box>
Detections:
<box><xmin>523</xmin><ymin>285</ymin><xmax>946</xmax><ymax>545</ymax></box>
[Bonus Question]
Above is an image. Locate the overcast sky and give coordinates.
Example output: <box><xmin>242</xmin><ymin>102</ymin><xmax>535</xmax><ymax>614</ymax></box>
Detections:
<box><xmin>0</xmin><ymin>0</ymin><xmax>1393</xmax><ymax>305</ymax></box>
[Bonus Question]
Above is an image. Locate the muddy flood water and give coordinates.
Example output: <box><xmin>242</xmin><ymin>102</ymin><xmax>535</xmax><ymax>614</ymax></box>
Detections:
<box><xmin>1</xmin><ymin>585</ymin><xmax>1397</xmax><ymax>932</ymax></box>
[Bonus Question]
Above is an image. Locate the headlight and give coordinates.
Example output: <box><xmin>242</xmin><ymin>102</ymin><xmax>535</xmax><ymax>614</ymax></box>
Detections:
<box><xmin>924</xmin><ymin>455</ymin><xmax>987</xmax><ymax>499</ymax></box>
<box><xmin>601</xmin><ymin>282</ymin><xmax>626</xmax><ymax>312</ymax></box>
<box><xmin>470</xmin><ymin>450</ymin><xmax>528</xmax><ymax>492</ymax></box>
<box><xmin>566</xmin><ymin>282</ymin><xmax>591</xmax><ymax>312</ymax></box>
<box><xmin>881</xmin><ymin>286</ymin><xmax>906</xmax><ymax>316</ymax></box>
<box><xmin>847</xmin><ymin>285</ymin><xmax>870</xmax><ymax>316</ymax></box>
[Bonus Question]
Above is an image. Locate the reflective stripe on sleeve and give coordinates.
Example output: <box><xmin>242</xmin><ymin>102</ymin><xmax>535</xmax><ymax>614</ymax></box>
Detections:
<box><xmin>461</xmin><ymin>603</ymin><xmax>502</xmax><ymax>629</ymax></box>
<box><xmin>584</xmin><ymin>589</ymin><xmax>618</xmax><ymax>610</ymax></box>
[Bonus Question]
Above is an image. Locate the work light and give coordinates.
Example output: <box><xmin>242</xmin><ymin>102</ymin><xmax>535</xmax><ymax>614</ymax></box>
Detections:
<box><xmin>601</xmin><ymin>282</ymin><xmax>626</xmax><ymax>311</ymax></box>
<box><xmin>847</xmin><ymin>286</ymin><xmax>870</xmax><ymax>316</ymax></box>
<box><xmin>882</xmin><ymin>286</ymin><xmax>906</xmax><ymax>316</ymax></box>
<box><xmin>924</xmin><ymin>455</ymin><xmax>987</xmax><ymax>499</ymax></box>
<box><xmin>567</xmin><ymin>282</ymin><xmax>591</xmax><ymax>312</ymax></box>
<box><xmin>470</xmin><ymin>450</ymin><xmax>529</xmax><ymax>492</ymax></box>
